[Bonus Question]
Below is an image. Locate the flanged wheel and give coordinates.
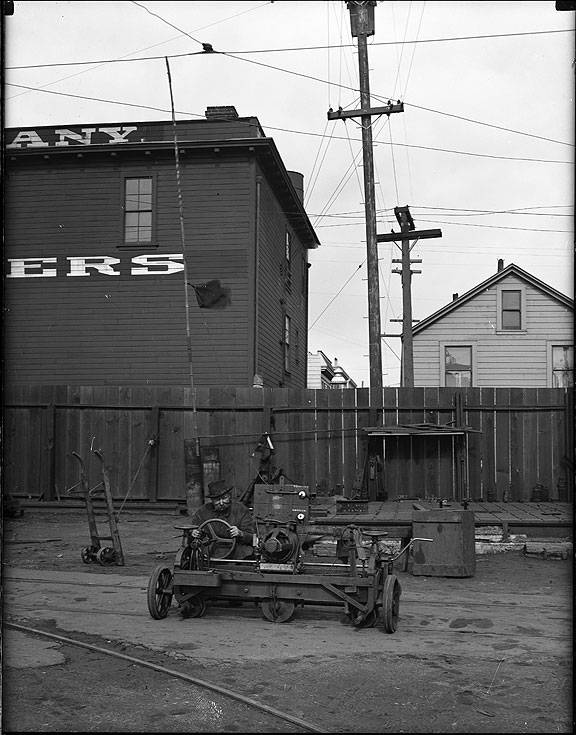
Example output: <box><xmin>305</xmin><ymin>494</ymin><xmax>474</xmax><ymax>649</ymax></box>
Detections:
<box><xmin>260</xmin><ymin>599</ymin><xmax>296</xmax><ymax>623</ymax></box>
<box><xmin>379</xmin><ymin>574</ymin><xmax>401</xmax><ymax>633</ymax></box>
<box><xmin>180</xmin><ymin>598</ymin><xmax>207</xmax><ymax>618</ymax></box>
<box><xmin>147</xmin><ymin>564</ymin><xmax>173</xmax><ymax>619</ymax></box>
<box><xmin>80</xmin><ymin>546</ymin><xmax>93</xmax><ymax>564</ymax></box>
<box><xmin>96</xmin><ymin>546</ymin><xmax>116</xmax><ymax>565</ymax></box>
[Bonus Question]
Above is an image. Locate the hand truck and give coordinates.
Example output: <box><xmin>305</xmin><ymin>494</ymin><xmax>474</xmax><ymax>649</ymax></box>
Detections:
<box><xmin>69</xmin><ymin>448</ymin><xmax>125</xmax><ymax>566</ymax></box>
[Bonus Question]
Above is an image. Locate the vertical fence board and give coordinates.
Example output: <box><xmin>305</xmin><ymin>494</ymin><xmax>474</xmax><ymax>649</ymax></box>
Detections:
<box><xmin>423</xmin><ymin>387</ymin><xmax>440</xmax><ymax>499</ymax></box>
<box><xmin>327</xmin><ymin>388</ymin><xmax>344</xmax><ymax>494</ymax></box>
<box><xmin>464</xmin><ymin>387</ymin><xmax>482</xmax><ymax>501</ymax></box>
<box><xmin>509</xmin><ymin>387</ymin><xmax>524</xmax><ymax>501</ymax></box>
<box><xmin>299</xmin><ymin>389</ymin><xmax>319</xmax><ymax>493</ymax></box>
<box><xmin>314</xmin><ymin>389</ymin><xmax>330</xmax><ymax>496</ymax></box>
<box><xmin>355</xmin><ymin>388</ymin><xmax>371</xmax><ymax>498</ymax></box>
<box><xmin>478</xmin><ymin>387</ymin><xmax>496</xmax><ymax>501</ymax></box>
<box><xmin>535</xmin><ymin>388</ymin><xmax>554</xmax><ymax>496</ymax></box>
<box><xmin>382</xmin><ymin>387</ymin><xmax>400</xmax><ymax>498</ymax></box>
<box><xmin>341</xmin><ymin>388</ymin><xmax>357</xmax><ymax>496</ymax></box>
<box><xmin>495</xmin><ymin>388</ymin><xmax>511</xmax><ymax>502</ymax></box>
<box><xmin>522</xmin><ymin>388</ymin><xmax>539</xmax><ymax>501</ymax></box>
<box><xmin>437</xmin><ymin>388</ymin><xmax>456</xmax><ymax>497</ymax></box>
<box><xmin>551</xmin><ymin>389</ymin><xmax>567</xmax><ymax>500</ymax></box>
<box><xmin>407</xmin><ymin>387</ymin><xmax>426</xmax><ymax>498</ymax></box>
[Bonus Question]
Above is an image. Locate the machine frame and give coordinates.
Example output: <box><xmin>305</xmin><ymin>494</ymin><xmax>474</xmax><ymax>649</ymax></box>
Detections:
<box><xmin>146</xmin><ymin>483</ymin><xmax>430</xmax><ymax>632</ymax></box>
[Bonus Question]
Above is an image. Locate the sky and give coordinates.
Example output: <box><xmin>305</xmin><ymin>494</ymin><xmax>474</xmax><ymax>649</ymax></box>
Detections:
<box><xmin>4</xmin><ymin>1</ymin><xmax>575</xmax><ymax>387</ymax></box>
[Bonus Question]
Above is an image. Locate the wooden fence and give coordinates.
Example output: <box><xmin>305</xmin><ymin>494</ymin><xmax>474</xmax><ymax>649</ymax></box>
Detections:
<box><xmin>3</xmin><ymin>385</ymin><xmax>573</xmax><ymax>505</ymax></box>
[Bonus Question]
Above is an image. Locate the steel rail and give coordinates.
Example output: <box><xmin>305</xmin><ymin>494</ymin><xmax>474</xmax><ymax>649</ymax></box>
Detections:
<box><xmin>5</xmin><ymin>621</ymin><xmax>327</xmax><ymax>734</ymax></box>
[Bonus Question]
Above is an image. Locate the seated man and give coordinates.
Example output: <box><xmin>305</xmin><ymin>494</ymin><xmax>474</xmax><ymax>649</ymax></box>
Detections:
<box><xmin>189</xmin><ymin>479</ymin><xmax>256</xmax><ymax>559</ymax></box>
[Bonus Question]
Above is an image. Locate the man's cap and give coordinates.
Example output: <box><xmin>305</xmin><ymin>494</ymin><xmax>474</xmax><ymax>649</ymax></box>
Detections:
<box><xmin>207</xmin><ymin>479</ymin><xmax>233</xmax><ymax>499</ymax></box>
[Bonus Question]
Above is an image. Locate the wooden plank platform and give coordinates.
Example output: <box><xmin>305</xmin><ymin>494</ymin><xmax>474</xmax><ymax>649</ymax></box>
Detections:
<box><xmin>310</xmin><ymin>499</ymin><xmax>572</xmax><ymax>537</ymax></box>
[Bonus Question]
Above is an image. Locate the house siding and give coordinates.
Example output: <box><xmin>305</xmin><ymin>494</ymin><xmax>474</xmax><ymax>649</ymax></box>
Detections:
<box><xmin>4</xmin><ymin>150</ymin><xmax>254</xmax><ymax>386</ymax></box>
<box><xmin>256</xmin><ymin>165</ymin><xmax>308</xmax><ymax>388</ymax></box>
<box><xmin>413</xmin><ymin>275</ymin><xmax>573</xmax><ymax>387</ymax></box>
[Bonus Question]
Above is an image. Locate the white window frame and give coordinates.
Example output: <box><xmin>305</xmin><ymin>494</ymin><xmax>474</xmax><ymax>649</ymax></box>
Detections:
<box><xmin>496</xmin><ymin>284</ymin><xmax>526</xmax><ymax>332</ymax></box>
<box><xmin>546</xmin><ymin>341</ymin><xmax>574</xmax><ymax>387</ymax></box>
<box><xmin>439</xmin><ymin>342</ymin><xmax>477</xmax><ymax>387</ymax></box>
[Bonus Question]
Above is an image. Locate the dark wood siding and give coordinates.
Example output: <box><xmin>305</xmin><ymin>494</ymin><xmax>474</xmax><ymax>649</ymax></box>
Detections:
<box><xmin>255</xmin><ymin>163</ymin><xmax>308</xmax><ymax>388</ymax></box>
<box><xmin>4</xmin><ymin>151</ymin><xmax>257</xmax><ymax>386</ymax></box>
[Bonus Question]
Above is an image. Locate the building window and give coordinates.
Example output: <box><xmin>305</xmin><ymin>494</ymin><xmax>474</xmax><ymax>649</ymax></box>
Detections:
<box><xmin>124</xmin><ymin>177</ymin><xmax>152</xmax><ymax>243</ymax></box>
<box><xmin>501</xmin><ymin>289</ymin><xmax>521</xmax><ymax>330</ymax></box>
<box><xmin>285</xmin><ymin>230</ymin><xmax>292</xmax><ymax>262</ymax></box>
<box><xmin>551</xmin><ymin>345</ymin><xmax>573</xmax><ymax>387</ymax></box>
<box><xmin>497</xmin><ymin>285</ymin><xmax>525</xmax><ymax>331</ymax></box>
<box><xmin>444</xmin><ymin>345</ymin><xmax>472</xmax><ymax>387</ymax></box>
<box><xmin>281</xmin><ymin>230</ymin><xmax>292</xmax><ymax>293</ymax></box>
<box><xmin>283</xmin><ymin>314</ymin><xmax>291</xmax><ymax>373</ymax></box>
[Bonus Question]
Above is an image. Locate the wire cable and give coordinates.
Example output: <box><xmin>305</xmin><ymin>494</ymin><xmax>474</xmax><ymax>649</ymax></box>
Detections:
<box><xmin>7</xmin><ymin>29</ymin><xmax>574</xmax><ymax>69</ymax></box>
<box><xmin>6</xmin><ymin>83</ymin><xmax>572</xmax><ymax>165</ymax></box>
<box><xmin>309</xmin><ymin>262</ymin><xmax>366</xmax><ymax>330</ymax></box>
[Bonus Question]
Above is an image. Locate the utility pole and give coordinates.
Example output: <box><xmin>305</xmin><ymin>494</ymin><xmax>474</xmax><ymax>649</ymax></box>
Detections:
<box><xmin>328</xmin><ymin>1</ymin><xmax>403</xmax><ymax>397</ymax></box>
<box><xmin>378</xmin><ymin>206</ymin><xmax>442</xmax><ymax>386</ymax></box>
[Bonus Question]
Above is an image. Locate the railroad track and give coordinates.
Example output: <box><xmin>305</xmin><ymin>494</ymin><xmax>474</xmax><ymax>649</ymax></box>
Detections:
<box><xmin>5</xmin><ymin>620</ymin><xmax>326</xmax><ymax>734</ymax></box>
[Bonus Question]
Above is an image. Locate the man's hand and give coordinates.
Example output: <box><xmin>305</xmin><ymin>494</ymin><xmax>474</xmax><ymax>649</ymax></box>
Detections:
<box><xmin>228</xmin><ymin>525</ymin><xmax>241</xmax><ymax>538</ymax></box>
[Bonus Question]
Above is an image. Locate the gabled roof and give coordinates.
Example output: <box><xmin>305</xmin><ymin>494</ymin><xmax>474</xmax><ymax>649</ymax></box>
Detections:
<box><xmin>413</xmin><ymin>263</ymin><xmax>573</xmax><ymax>335</ymax></box>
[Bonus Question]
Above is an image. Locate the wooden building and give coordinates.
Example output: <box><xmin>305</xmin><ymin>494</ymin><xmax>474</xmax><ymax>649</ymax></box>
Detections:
<box><xmin>4</xmin><ymin>107</ymin><xmax>320</xmax><ymax>388</ymax></box>
<box><xmin>411</xmin><ymin>261</ymin><xmax>573</xmax><ymax>388</ymax></box>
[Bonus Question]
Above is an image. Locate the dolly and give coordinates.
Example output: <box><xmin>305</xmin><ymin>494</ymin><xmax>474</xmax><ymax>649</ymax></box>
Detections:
<box><xmin>69</xmin><ymin>448</ymin><xmax>125</xmax><ymax>566</ymax></box>
<box><xmin>147</xmin><ymin>483</ymin><xmax>431</xmax><ymax>631</ymax></box>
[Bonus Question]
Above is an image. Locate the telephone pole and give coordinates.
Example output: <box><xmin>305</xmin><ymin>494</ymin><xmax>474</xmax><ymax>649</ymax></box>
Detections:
<box><xmin>378</xmin><ymin>206</ymin><xmax>442</xmax><ymax>386</ymax></box>
<box><xmin>328</xmin><ymin>1</ymin><xmax>403</xmax><ymax>396</ymax></box>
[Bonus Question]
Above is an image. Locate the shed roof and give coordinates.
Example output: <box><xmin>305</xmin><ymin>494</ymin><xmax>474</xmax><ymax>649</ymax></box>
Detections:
<box><xmin>363</xmin><ymin>422</ymin><xmax>481</xmax><ymax>436</ymax></box>
<box><xmin>412</xmin><ymin>263</ymin><xmax>573</xmax><ymax>335</ymax></box>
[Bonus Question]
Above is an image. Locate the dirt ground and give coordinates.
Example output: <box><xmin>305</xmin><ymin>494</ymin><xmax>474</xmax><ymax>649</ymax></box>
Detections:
<box><xmin>1</xmin><ymin>509</ymin><xmax>573</xmax><ymax>733</ymax></box>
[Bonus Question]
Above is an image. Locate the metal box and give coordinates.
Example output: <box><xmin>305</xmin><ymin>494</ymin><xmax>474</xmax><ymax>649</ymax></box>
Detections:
<box><xmin>411</xmin><ymin>509</ymin><xmax>476</xmax><ymax>577</ymax></box>
<box><xmin>253</xmin><ymin>484</ymin><xmax>311</xmax><ymax>524</ymax></box>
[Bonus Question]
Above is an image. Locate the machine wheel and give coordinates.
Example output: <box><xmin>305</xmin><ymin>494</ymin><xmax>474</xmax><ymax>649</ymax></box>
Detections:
<box><xmin>147</xmin><ymin>565</ymin><xmax>173</xmax><ymax>619</ymax></box>
<box><xmin>80</xmin><ymin>546</ymin><xmax>93</xmax><ymax>564</ymax></box>
<box><xmin>96</xmin><ymin>546</ymin><xmax>116</xmax><ymax>565</ymax></box>
<box><xmin>260</xmin><ymin>599</ymin><xmax>296</xmax><ymax>623</ymax></box>
<box><xmin>379</xmin><ymin>574</ymin><xmax>401</xmax><ymax>633</ymax></box>
<box><xmin>180</xmin><ymin>598</ymin><xmax>207</xmax><ymax>618</ymax></box>
<box><xmin>197</xmin><ymin>518</ymin><xmax>238</xmax><ymax>560</ymax></box>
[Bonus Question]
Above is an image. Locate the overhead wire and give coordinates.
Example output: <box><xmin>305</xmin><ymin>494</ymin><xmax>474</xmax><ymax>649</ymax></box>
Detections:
<box><xmin>7</xmin><ymin>29</ymin><xmax>574</xmax><ymax>69</ymax></box>
<box><xmin>7</xmin><ymin>3</ymin><xmax>573</xmax><ymax>148</ymax></box>
<box><xmin>5</xmin><ymin>81</ymin><xmax>572</xmax><ymax>166</ymax></box>
<box><xmin>6</xmin><ymin>1</ymin><xmax>274</xmax><ymax>101</ymax></box>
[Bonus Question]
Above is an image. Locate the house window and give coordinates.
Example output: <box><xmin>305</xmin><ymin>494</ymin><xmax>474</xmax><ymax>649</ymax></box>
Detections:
<box><xmin>282</xmin><ymin>230</ymin><xmax>292</xmax><ymax>293</ymax></box>
<box><xmin>295</xmin><ymin>327</ymin><xmax>300</xmax><ymax>365</ymax></box>
<box><xmin>283</xmin><ymin>314</ymin><xmax>291</xmax><ymax>373</ymax></box>
<box><xmin>501</xmin><ymin>289</ymin><xmax>522</xmax><ymax>330</ymax></box>
<box><xmin>285</xmin><ymin>230</ymin><xmax>292</xmax><ymax>262</ymax></box>
<box><xmin>551</xmin><ymin>345</ymin><xmax>573</xmax><ymax>387</ymax></box>
<box><xmin>444</xmin><ymin>346</ymin><xmax>472</xmax><ymax>387</ymax></box>
<box><xmin>124</xmin><ymin>177</ymin><xmax>152</xmax><ymax>243</ymax></box>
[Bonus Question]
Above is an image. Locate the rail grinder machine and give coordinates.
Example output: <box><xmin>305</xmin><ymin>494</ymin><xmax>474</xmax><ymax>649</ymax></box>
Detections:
<box><xmin>147</xmin><ymin>482</ymin><xmax>426</xmax><ymax>631</ymax></box>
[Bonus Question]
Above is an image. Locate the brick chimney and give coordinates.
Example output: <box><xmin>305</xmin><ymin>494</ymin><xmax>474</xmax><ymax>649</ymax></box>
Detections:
<box><xmin>497</xmin><ymin>258</ymin><xmax>504</xmax><ymax>271</ymax></box>
<box><xmin>452</xmin><ymin>293</ymin><xmax>459</xmax><ymax>301</ymax></box>
<box><xmin>205</xmin><ymin>106</ymin><xmax>239</xmax><ymax>120</ymax></box>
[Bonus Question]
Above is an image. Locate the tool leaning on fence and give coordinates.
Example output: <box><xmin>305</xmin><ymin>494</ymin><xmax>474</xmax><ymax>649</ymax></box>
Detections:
<box><xmin>68</xmin><ymin>446</ymin><xmax>125</xmax><ymax>566</ymax></box>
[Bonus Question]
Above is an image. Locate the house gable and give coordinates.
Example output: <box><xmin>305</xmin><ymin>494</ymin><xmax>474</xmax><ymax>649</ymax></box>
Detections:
<box><xmin>412</xmin><ymin>264</ymin><xmax>573</xmax><ymax>388</ymax></box>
